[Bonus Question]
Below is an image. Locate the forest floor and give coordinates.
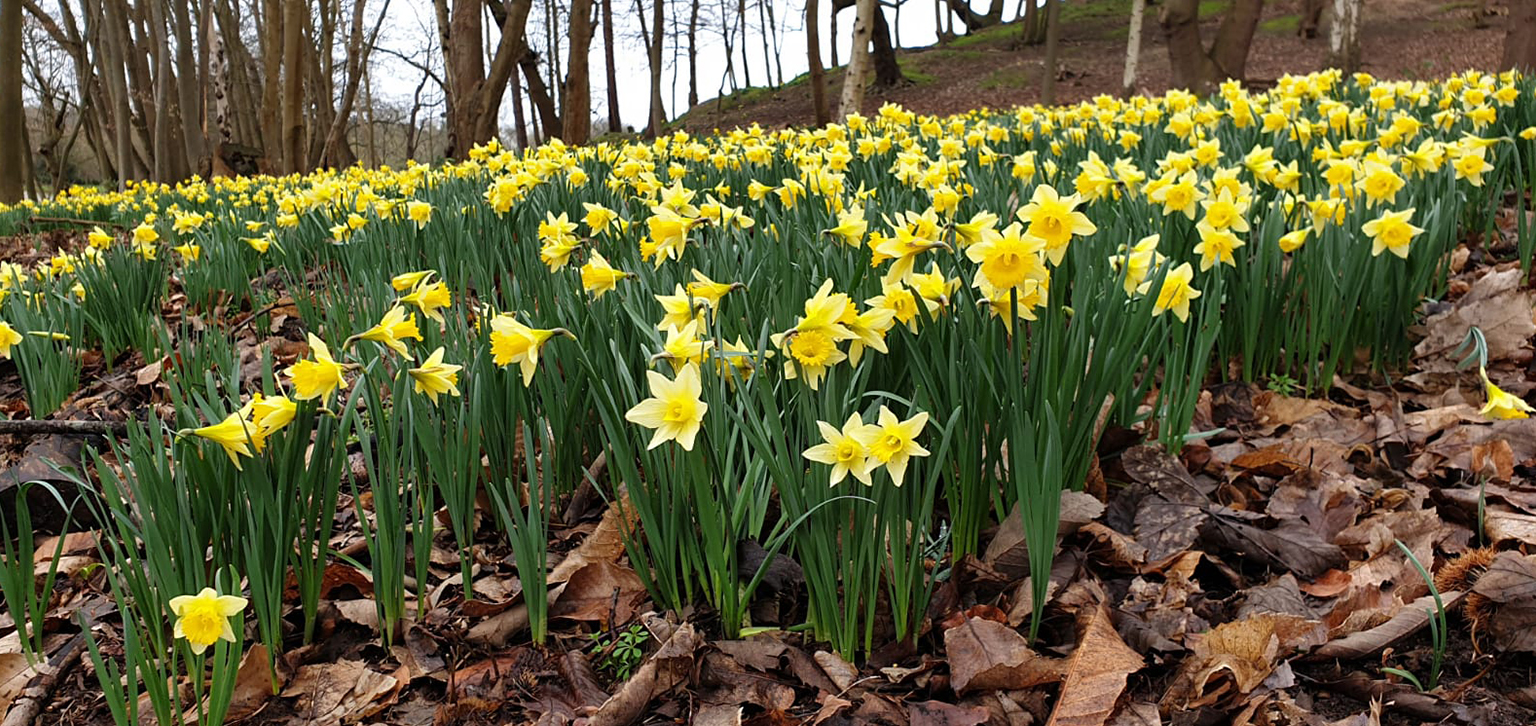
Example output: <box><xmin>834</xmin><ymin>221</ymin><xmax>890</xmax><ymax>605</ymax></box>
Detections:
<box><xmin>674</xmin><ymin>0</ymin><xmax>1508</xmax><ymax>132</ymax></box>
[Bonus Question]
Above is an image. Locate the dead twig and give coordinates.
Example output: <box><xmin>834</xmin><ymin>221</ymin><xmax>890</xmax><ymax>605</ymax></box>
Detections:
<box><xmin>20</xmin><ymin>216</ymin><xmax>125</xmax><ymax>229</ymax></box>
<box><xmin>0</xmin><ymin>633</ymin><xmax>87</xmax><ymax>726</ymax></box>
<box><xmin>0</xmin><ymin>419</ymin><xmax>128</xmax><ymax>437</ymax></box>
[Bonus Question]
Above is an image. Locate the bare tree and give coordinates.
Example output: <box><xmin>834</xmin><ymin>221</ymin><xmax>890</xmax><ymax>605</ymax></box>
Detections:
<box><xmin>563</xmin><ymin>0</ymin><xmax>596</xmax><ymax>144</ymax></box>
<box><xmin>1328</xmin><ymin>0</ymin><xmax>1361</xmax><ymax>73</ymax></box>
<box><xmin>838</xmin><ymin>0</ymin><xmax>875</xmax><ymax>118</ymax></box>
<box><xmin>1159</xmin><ymin>0</ymin><xmax>1264</xmax><ymax>95</ymax></box>
<box><xmin>1123</xmin><ymin>0</ymin><xmax>1146</xmax><ymax>97</ymax></box>
<box><xmin>1508</xmin><ymin>0</ymin><xmax>1536</xmax><ymax>71</ymax></box>
<box><xmin>0</xmin><ymin>0</ymin><xmax>22</xmax><ymax>202</ymax></box>
<box><xmin>603</xmin><ymin>0</ymin><xmax>621</xmax><ymax>131</ymax></box>
<box><xmin>1041</xmin><ymin>0</ymin><xmax>1061</xmax><ymax>105</ymax></box>
<box><xmin>807</xmin><ymin>0</ymin><xmax>830</xmax><ymax>124</ymax></box>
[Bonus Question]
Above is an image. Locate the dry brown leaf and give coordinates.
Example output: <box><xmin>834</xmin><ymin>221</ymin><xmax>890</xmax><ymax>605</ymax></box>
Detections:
<box><xmin>588</xmin><ymin>622</ymin><xmax>702</xmax><ymax>726</ymax></box>
<box><xmin>1485</xmin><ymin>510</ymin><xmax>1536</xmax><ymax>547</ymax></box>
<box><xmin>985</xmin><ymin>491</ymin><xmax>1103</xmax><ymax>579</ymax></box>
<box><xmin>1160</xmin><ymin>614</ymin><xmax>1323</xmax><ymax>711</ymax></box>
<box><xmin>944</xmin><ymin>617</ymin><xmax>1063</xmax><ymax>695</ymax></box>
<box><xmin>0</xmin><ymin>653</ymin><xmax>39</xmax><ymax>716</ymax></box>
<box><xmin>549</xmin><ymin>489</ymin><xmax>638</xmax><ymax>585</ymax></box>
<box><xmin>1414</xmin><ymin>267</ymin><xmax>1535</xmax><ymax>365</ymax></box>
<box><xmin>223</xmin><ymin>644</ymin><xmax>285</xmax><ymax>723</ymax></box>
<box><xmin>1046</xmin><ymin>603</ymin><xmax>1143</xmax><ymax>726</ymax></box>
<box><xmin>1310</xmin><ymin>591</ymin><xmax>1464</xmax><ymax>660</ymax></box>
<box><xmin>1107</xmin><ymin>702</ymin><xmax>1161</xmax><ymax>726</ymax></box>
<box><xmin>1471</xmin><ymin>551</ymin><xmax>1536</xmax><ymax>653</ymax></box>
<box><xmin>909</xmin><ymin>700</ymin><xmax>991</xmax><ymax>726</ymax></box>
<box><xmin>812</xmin><ymin>650</ymin><xmax>858</xmax><ymax>692</ymax></box>
<box><xmin>280</xmin><ymin>659</ymin><xmax>398</xmax><ymax>726</ymax></box>
<box><xmin>549</xmin><ymin>560</ymin><xmax>646</xmax><ymax>624</ymax></box>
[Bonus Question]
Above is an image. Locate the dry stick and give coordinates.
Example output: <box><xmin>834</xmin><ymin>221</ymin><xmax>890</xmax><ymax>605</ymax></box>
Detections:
<box><xmin>19</xmin><ymin>217</ymin><xmax>126</xmax><ymax>229</ymax></box>
<box><xmin>0</xmin><ymin>633</ymin><xmax>86</xmax><ymax>726</ymax></box>
<box><xmin>0</xmin><ymin>419</ymin><xmax>128</xmax><ymax>436</ymax></box>
<box><xmin>1316</xmin><ymin>672</ymin><xmax>1487</xmax><ymax>724</ymax></box>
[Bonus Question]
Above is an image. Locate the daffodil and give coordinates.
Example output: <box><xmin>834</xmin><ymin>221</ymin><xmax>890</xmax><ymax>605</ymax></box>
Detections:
<box><xmin>188</xmin><ymin>411</ymin><xmax>264</xmax><ymax>469</ymax></box>
<box><xmin>0</xmin><ymin>321</ymin><xmax>20</xmax><ymax>358</ymax></box>
<box><xmin>407</xmin><ymin>200</ymin><xmax>433</xmax><ymax>228</ymax></box>
<box><xmin>351</xmin><ymin>306</ymin><xmax>422</xmax><ymax>357</ymax></box>
<box><xmin>249</xmin><ymin>393</ymin><xmax>298</xmax><ymax>436</ymax></box>
<box><xmin>1480</xmin><ymin>367</ymin><xmax>1534</xmax><ymax>420</ymax></box>
<box><xmin>583</xmin><ymin>202</ymin><xmax>618</xmax><ymax>234</ymax></box>
<box><xmin>853</xmin><ymin>406</ymin><xmax>930</xmax><ymax>487</ymax></box>
<box><xmin>489</xmin><ymin>315</ymin><xmax>573</xmax><ymax>386</ymax></box>
<box><xmin>580</xmin><ymin>252</ymin><xmax>629</xmax><ymax>299</ymax></box>
<box><xmin>391</xmin><ymin>270</ymin><xmax>436</xmax><ymax>292</ymax></box>
<box><xmin>965</xmin><ymin>222</ymin><xmax>1048</xmax><ymax>292</ymax></box>
<box><xmin>624</xmin><ymin>363</ymin><xmax>708</xmax><ymax>451</ymax></box>
<box><xmin>286</xmin><ymin>334</ymin><xmax>348</xmax><ymax>404</ymax></box>
<box><xmin>132</xmin><ymin>222</ymin><xmax>159</xmax><ymax>245</ymax></box>
<box><xmin>169</xmin><ymin>588</ymin><xmax>247</xmax><ymax>655</ymax></box>
<box><xmin>1193</xmin><ymin>223</ymin><xmax>1244</xmax><ymax>270</ymax></box>
<box><xmin>1143</xmin><ymin>262</ymin><xmax>1201</xmax><ymax>322</ymax></box>
<box><xmin>88</xmin><ymin>226</ymin><xmax>113</xmax><ymax>249</ymax></box>
<box><xmin>803</xmin><ymin>414</ymin><xmax>876</xmax><ymax>486</ymax></box>
<box><xmin>399</xmin><ymin>281</ymin><xmax>452</xmax><ymax>323</ymax></box>
<box><xmin>1017</xmin><ymin>184</ymin><xmax>1096</xmax><ymax>266</ymax></box>
<box><xmin>1362</xmin><ymin>207</ymin><xmax>1422</xmax><ymax>258</ymax></box>
<box><xmin>409</xmin><ymin>347</ymin><xmax>462</xmax><ymax>403</ymax></box>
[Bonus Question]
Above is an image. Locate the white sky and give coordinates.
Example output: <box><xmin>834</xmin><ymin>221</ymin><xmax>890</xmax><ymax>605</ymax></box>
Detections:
<box><xmin>376</xmin><ymin>0</ymin><xmax>975</xmax><ymax>137</ymax></box>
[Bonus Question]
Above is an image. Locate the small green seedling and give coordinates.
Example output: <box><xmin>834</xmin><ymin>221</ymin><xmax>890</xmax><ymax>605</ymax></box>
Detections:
<box><xmin>590</xmin><ymin>623</ymin><xmax>650</xmax><ymax>681</ymax></box>
<box><xmin>1381</xmin><ymin>540</ymin><xmax>1446</xmax><ymax>692</ymax></box>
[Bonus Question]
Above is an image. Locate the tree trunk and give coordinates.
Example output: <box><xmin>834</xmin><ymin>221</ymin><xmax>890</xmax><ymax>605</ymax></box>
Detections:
<box><xmin>280</xmin><ymin>0</ymin><xmax>305</xmax><ymax>173</ymax></box>
<box><xmin>445</xmin><ymin>0</ymin><xmax>485</xmax><ymax>156</ymax></box>
<box><xmin>738</xmin><ymin>0</ymin><xmax>751</xmax><ymax>87</ymax></box>
<box><xmin>603</xmin><ymin>0</ymin><xmax>621</xmax><ymax>131</ymax></box>
<box><xmin>688</xmin><ymin>0</ymin><xmax>700</xmax><ymax>107</ymax></box>
<box><xmin>562</xmin><ymin>0</ymin><xmax>595</xmax><ymax>144</ymax></box>
<box><xmin>1021</xmin><ymin>0</ymin><xmax>1045</xmax><ymax>45</ymax></box>
<box><xmin>171</xmin><ymin>0</ymin><xmax>206</xmax><ymax>172</ymax></box>
<box><xmin>1299</xmin><ymin>0</ymin><xmax>1324</xmax><ymax>38</ymax></box>
<box><xmin>756</xmin><ymin>0</ymin><xmax>773</xmax><ymax>86</ymax></box>
<box><xmin>1506</xmin><ymin>0</ymin><xmax>1536</xmax><ymax>71</ymax></box>
<box><xmin>101</xmin><ymin>0</ymin><xmax>140</xmax><ymax>186</ymax></box>
<box><xmin>647</xmin><ymin>0</ymin><xmax>665</xmax><ymax>135</ymax></box>
<box><xmin>829</xmin><ymin>2</ymin><xmax>838</xmax><ymax>67</ymax></box>
<box><xmin>1159</xmin><ymin>0</ymin><xmax>1263</xmax><ymax>95</ymax></box>
<box><xmin>1123</xmin><ymin>0</ymin><xmax>1146</xmax><ymax>96</ymax></box>
<box><xmin>510</xmin><ymin>62</ymin><xmax>529</xmax><ymax>147</ymax></box>
<box><xmin>0</xmin><ymin>0</ymin><xmax>22</xmax><ymax>202</ymax></box>
<box><xmin>1327</xmin><ymin>0</ymin><xmax>1361</xmax><ymax>73</ymax></box>
<box><xmin>766</xmin><ymin>0</ymin><xmax>784</xmax><ymax>85</ymax></box>
<box><xmin>322</xmin><ymin>0</ymin><xmax>391</xmax><ymax>168</ymax></box>
<box><xmin>1042</xmin><ymin>0</ymin><xmax>1061</xmax><ymax>105</ymax></box>
<box><xmin>944</xmin><ymin>0</ymin><xmax>1005</xmax><ymax>31</ymax></box>
<box><xmin>807</xmin><ymin>0</ymin><xmax>830</xmax><ymax>124</ymax></box>
<box><xmin>869</xmin><ymin>4</ymin><xmax>904</xmax><ymax>87</ymax></box>
<box><xmin>260</xmin><ymin>0</ymin><xmax>283</xmax><ymax>167</ymax></box>
<box><xmin>520</xmin><ymin>52</ymin><xmax>560</xmax><ymax>139</ymax></box>
<box><xmin>148</xmin><ymin>0</ymin><xmax>177</xmax><ymax>181</ymax></box>
<box><xmin>838</xmin><ymin>0</ymin><xmax>875</xmax><ymax>118</ymax></box>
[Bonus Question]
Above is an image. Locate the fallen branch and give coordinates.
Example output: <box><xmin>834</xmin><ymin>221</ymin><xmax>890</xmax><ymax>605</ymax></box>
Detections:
<box><xmin>0</xmin><ymin>633</ymin><xmax>86</xmax><ymax>726</ymax></box>
<box><xmin>20</xmin><ymin>216</ymin><xmax>125</xmax><ymax>229</ymax></box>
<box><xmin>0</xmin><ymin>419</ymin><xmax>128</xmax><ymax>437</ymax></box>
<box><xmin>1316</xmin><ymin>672</ymin><xmax>1490</xmax><ymax>724</ymax></box>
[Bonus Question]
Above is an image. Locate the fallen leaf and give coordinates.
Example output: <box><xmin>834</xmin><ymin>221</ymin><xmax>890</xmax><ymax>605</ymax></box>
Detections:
<box><xmin>944</xmin><ymin>617</ymin><xmax>1063</xmax><ymax>695</ymax></box>
<box><xmin>1160</xmin><ymin>614</ymin><xmax>1323</xmax><ymax>711</ymax></box>
<box><xmin>549</xmin><ymin>490</ymin><xmax>638</xmax><ymax>584</ymax></box>
<box><xmin>588</xmin><ymin>622</ymin><xmax>702</xmax><ymax>726</ymax></box>
<box><xmin>281</xmin><ymin>660</ymin><xmax>398</xmax><ymax>726</ymax></box>
<box><xmin>1310</xmin><ymin>591</ymin><xmax>1465</xmax><ymax>660</ymax></box>
<box><xmin>0</xmin><ymin>653</ymin><xmax>40</xmax><ymax>716</ymax></box>
<box><xmin>1107</xmin><ymin>702</ymin><xmax>1161</xmax><ymax>726</ymax></box>
<box><xmin>909</xmin><ymin>700</ymin><xmax>990</xmax><ymax>726</ymax></box>
<box><xmin>1046</xmin><ymin>603</ymin><xmax>1143</xmax><ymax>726</ymax></box>
<box><xmin>550</xmin><ymin>560</ymin><xmax>646</xmax><ymax>624</ymax></box>
<box><xmin>223</xmin><ymin>644</ymin><xmax>285</xmax><ymax>722</ymax></box>
<box><xmin>812</xmin><ymin>650</ymin><xmax>859</xmax><ymax>692</ymax></box>
<box><xmin>1471</xmin><ymin>551</ymin><xmax>1536</xmax><ymax>653</ymax></box>
<box><xmin>1413</xmin><ymin>267</ymin><xmax>1535</xmax><ymax>365</ymax></box>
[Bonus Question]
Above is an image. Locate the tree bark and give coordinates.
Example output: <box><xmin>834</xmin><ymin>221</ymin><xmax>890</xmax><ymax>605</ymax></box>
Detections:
<box><xmin>280</xmin><ymin>0</ymin><xmax>305</xmax><ymax>173</ymax></box>
<box><xmin>838</xmin><ymin>0</ymin><xmax>875</xmax><ymax>119</ymax></box>
<box><xmin>562</xmin><ymin>0</ymin><xmax>596</xmax><ymax>144</ymax></box>
<box><xmin>646</xmin><ymin>0</ymin><xmax>665</xmax><ymax>135</ymax></box>
<box><xmin>603</xmin><ymin>0</ymin><xmax>621</xmax><ymax>131</ymax></box>
<box><xmin>944</xmin><ymin>0</ymin><xmax>1004</xmax><ymax>31</ymax></box>
<box><xmin>1327</xmin><ymin>0</ymin><xmax>1361</xmax><ymax>73</ymax></box>
<box><xmin>1506</xmin><ymin>0</ymin><xmax>1536</xmax><ymax>71</ymax></box>
<box><xmin>1123</xmin><ymin>0</ymin><xmax>1145</xmax><ymax>96</ymax></box>
<box><xmin>1159</xmin><ymin>0</ymin><xmax>1264</xmax><ymax>95</ymax></box>
<box><xmin>445</xmin><ymin>0</ymin><xmax>485</xmax><ymax>155</ymax></box>
<box><xmin>1042</xmin><ymin>0</ymin><xmax>1061</xmax><ymax>105</ymax></box>
<box><xmin>170</xmin><ymin>0</ymin><xmax>206</xmax><ymax>172</ymax></box>
<box><xmin>869</xmin><ymin>4</ymin><xmax>904</xmax><ymax>87</ymax></box>
<box><xmin>520</xmin><ymin>52</ymin><xmax>560</xmax><ymax>140</ymax></box>
<box><xmin>688</xmin><ymin>0</ymin><xmax>700</xmax><ymax>107</ymax></box>
<box><xmin>807</xmin><ymin>0</ymin><xmax>830</xmax><ymax>125</ymax></box>
<box><xmin>0</xmin><ymin>0</ymin><xmax>22</xmax><ymax>202</ymax></box>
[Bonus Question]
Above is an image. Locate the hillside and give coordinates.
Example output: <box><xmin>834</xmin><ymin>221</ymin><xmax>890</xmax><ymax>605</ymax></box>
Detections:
<box><xmin>675</xmin><ymin>0</ymin><xmax>1507</xmax><ymax>131</ymax></box>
